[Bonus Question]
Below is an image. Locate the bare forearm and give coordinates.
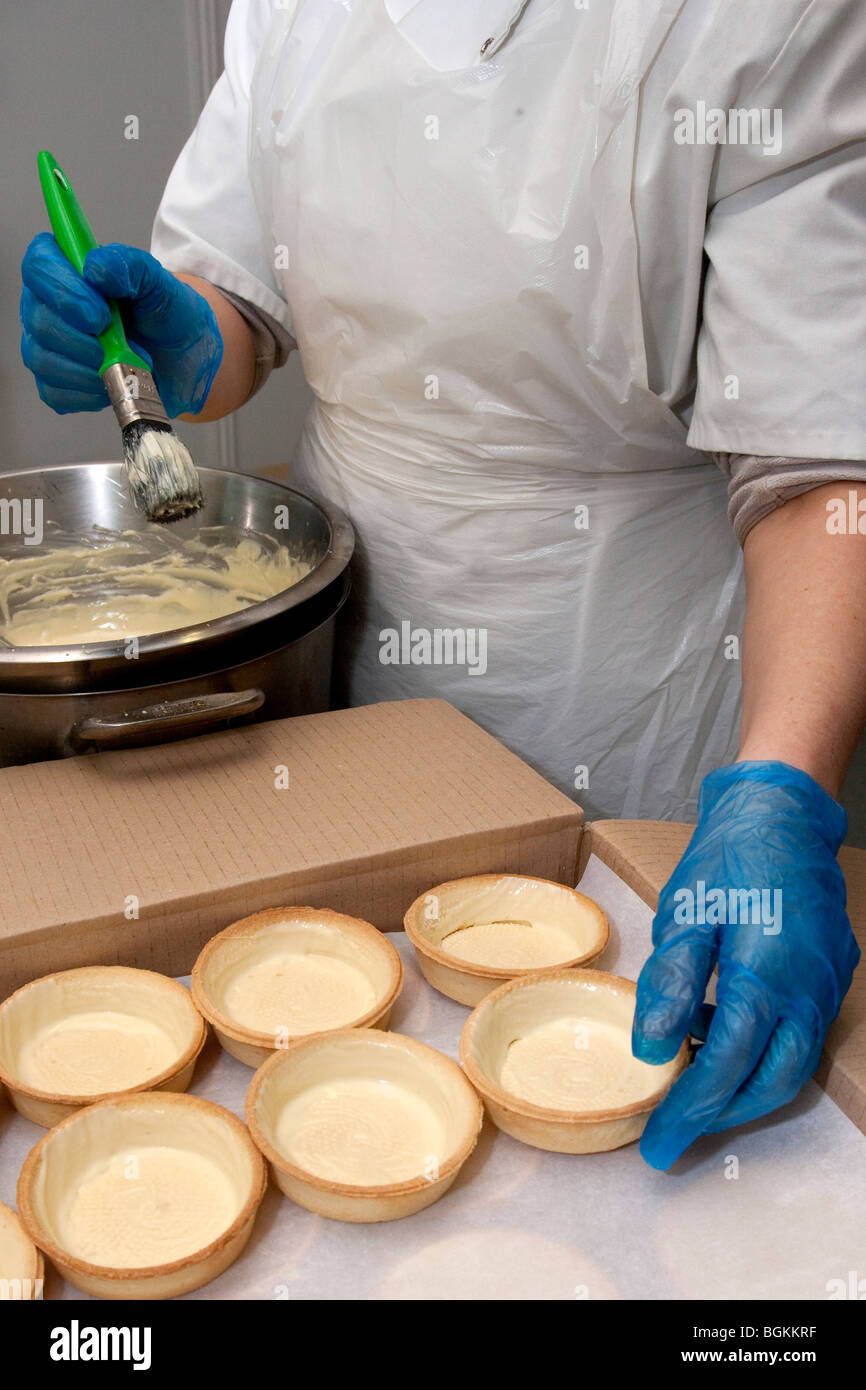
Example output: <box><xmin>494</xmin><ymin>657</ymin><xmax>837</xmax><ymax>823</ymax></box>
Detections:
<box><xmin>174</xmin><ymin>273</ymin><xmax>255</xmax><ymax>422</ymax></box>
<box><xmin>737</xmin><ymin>482</ymin><xmax>866</xmax><ymax>797</ymax></box>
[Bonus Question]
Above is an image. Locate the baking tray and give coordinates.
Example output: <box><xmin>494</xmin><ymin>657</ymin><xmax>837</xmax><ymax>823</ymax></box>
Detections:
<box><xmin>2</xmin><ymin>857</ymin><xmax>865</xmax><ymax>1301</ymax></box>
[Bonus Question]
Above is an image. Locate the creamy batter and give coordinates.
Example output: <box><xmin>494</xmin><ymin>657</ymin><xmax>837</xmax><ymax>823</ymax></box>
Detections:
<box><xmin>0</xmin><ymin>530</ymin><xmax>311</xmax><ymax>646</ymax></box>
<box><xmin>224</xmin><ymin>953</ymin><xmax>377</xmax><ymax>1036</ymax></box>
<box><xmin>275</xmin><ymin>1078</ymin><xmax>447</xmax><ymax>1185</ymax></box>
<box><xmin>442</xmin><ymin>919</ymin><xmax>579</xmax><ymax>968</ymax></box>
<box><xmin>58</xmin><ymin>1146</ymin><xmax>240</xmax><ymax>1268</ymax></box>
<box><xmin>16</xmin><ymin>1011</ymin><xmax>179</xmax><ymax>1096</ymax></box>
<box><xmin>500</xmin><ymin>1018</ymin><xmax>664</xmax><ymax>1111</ymax></box>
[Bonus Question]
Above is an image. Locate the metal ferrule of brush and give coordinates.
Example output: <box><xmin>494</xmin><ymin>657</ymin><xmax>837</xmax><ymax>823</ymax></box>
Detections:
<box><xmin>103</xmin><ymin>363</ymin><xmax>170</xmax><ymax>430</ymax></box>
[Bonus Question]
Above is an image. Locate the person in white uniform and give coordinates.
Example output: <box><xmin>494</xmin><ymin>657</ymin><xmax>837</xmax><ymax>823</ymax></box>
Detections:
<box><xmin>20</xmin><ymin>0</ymin><xmax>866</xmax><ymax>1168</ymax></box>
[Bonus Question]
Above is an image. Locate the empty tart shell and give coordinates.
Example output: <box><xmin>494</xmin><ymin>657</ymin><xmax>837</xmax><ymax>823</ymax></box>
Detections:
<box><xmin>0</xmin><ymin>966</ymin><xmax>207</xmax><ymax>1128</ymax></box>
<box><xmin>404</xmin><ymin>874</ymin><xmax>609</xmax><ymax>1005</ymax></box>
<box><xmin>460</xmin><ymin>969</ymin><xmax>689</xmax><ymax>1153</ymax></box>
<box><xmin>192</xmin><ymin>907</ymin><xmax>403</xmax><ymax>1067</ymax></box>
<box><xmin>17</xmin><ymin>1092</ymin><xmax>267</xmax><ymax>1300</ymax></box>
<box><xmin>246</xmin><ymin>1028</ymin><xmax>483</xmax><ymax>1223</ymax></box>
<box><xmin>0</xmin><ymin>1201</ymin><xmax>44</xmax><ymax>1300</ymax></box>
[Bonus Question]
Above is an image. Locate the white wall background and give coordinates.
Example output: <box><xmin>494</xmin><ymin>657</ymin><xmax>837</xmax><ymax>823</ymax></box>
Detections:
<box><xmin>0</xmin><ymin>0</ymin><xmax>310</xmax><ymax>481</ymax></box>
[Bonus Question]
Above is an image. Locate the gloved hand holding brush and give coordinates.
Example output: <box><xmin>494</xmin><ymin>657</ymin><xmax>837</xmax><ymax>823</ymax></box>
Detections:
<box><xmin>21</xmin><ymin>232</ymin><xmax>222</xmax><ymax>418</ymax></box>
<box><xmin>21</xmin><ymin>152</ymin><xmax>219</xmax><ymax>521</ymax></box>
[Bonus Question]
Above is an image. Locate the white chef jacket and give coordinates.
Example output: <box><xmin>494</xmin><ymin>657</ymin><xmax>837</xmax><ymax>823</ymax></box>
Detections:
<box><xmin>152</xmin><ymin>0</ymin><xmax>866</xmax><ymax>820</ymax></box>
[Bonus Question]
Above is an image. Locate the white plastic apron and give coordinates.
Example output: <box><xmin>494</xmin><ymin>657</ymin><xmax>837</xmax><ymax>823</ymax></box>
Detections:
<box><xmin>248</xmin><ymin>0</ymin><xmax>744</xmax><ymax>820</ymax></box>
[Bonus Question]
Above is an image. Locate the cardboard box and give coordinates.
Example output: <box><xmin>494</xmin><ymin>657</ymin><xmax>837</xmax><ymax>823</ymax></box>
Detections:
<box><xmin>0</xmin><ymin>700</ymin><xmax>582</xmax><ymax>996</ymax></box>
<box><xmin>578</xmin><ymin>819</ymin><xmax>866</xmax><ymax>1138</ymax></box>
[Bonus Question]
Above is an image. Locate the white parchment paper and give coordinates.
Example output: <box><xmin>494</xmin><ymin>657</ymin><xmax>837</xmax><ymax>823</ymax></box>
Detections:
<box><xmin>2</xmin><ymin>857</ymin><xmax>864</xmax><ymax>1301</ymax></box>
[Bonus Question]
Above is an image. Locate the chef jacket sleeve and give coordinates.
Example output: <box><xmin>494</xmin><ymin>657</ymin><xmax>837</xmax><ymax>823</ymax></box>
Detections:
<box><xmin>687</xmin><ymin>0</ymin><xmax>866</xmax><ymax>462</ymax></box>
<box><xmin>714</xmin><ymin>452</ymin><xmax>866</xmax><ymax>544</ymax></box>
<box><xmin>210</xmin><ymin>286</ymin><xmax>293</xmax><ymax>396</ymax></box>
<box><xmin>150</xmin><ymin>0</ymin><xmax>292</xmax><ymax>337</ymax></box>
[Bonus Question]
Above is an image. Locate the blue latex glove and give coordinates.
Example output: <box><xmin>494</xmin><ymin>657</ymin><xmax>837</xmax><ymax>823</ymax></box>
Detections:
<box><xmin>633</xmin><ymin>761</ymin><xmax>860</xmax><ymax>1170</ymax></box>
<box><xmin>20</xmin><ymin>233</ymin><xmax>222</xmax><ymax>417</ymax></box>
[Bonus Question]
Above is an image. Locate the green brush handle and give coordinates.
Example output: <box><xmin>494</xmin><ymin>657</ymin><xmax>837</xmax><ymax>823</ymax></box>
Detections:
<box><xmin>37</xmin><ymin>150</ymin><xmax>151</xmax><ymax>376</ymax></box>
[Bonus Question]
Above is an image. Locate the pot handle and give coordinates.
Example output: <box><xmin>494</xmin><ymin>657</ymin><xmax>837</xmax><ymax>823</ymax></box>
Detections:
<box><xmin>71</xmin><ymin>688</ymin><xmax>265</xmax><ymax>748</ymax></box>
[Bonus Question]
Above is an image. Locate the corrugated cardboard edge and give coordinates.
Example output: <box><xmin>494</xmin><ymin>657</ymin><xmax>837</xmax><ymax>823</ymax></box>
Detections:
<box><xmin>0</xmin><ymin>699</ymin><xmax>584</xmax><ymax>996</ymax></box>
<box><xmin>0</xmin><ymin>817</ymin><xmax>581</xmax><ymax>991</ymax></box>
<box><xmin>578</xmin><ymin>819</ymin><xmax>866</xmax><ymax>1139</ymax></box>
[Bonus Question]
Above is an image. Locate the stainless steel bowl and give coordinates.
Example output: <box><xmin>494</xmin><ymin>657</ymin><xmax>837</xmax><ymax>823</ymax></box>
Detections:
<box><xmin>0</xmin><ymin>463</ymin><xmax>354</xmax><ymax>762</ymax></box>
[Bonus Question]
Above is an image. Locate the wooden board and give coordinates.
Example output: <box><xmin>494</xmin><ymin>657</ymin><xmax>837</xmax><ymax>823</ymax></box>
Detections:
<box><xmin>578</xmin><ymin>820</ymin><xmax>866</xmax><ymax>1138</ymax></box>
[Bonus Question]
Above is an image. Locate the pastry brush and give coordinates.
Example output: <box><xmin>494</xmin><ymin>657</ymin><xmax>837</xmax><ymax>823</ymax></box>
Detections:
<box><xmin>38</xmin><ymin>151</ymin><xmax>203</xmax><ymax>523</ymax></box>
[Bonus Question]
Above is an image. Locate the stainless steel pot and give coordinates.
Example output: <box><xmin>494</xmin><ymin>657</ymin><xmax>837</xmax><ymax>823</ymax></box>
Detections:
<box><xmin>0</xmin><ymin>463</ymin><xmax>354</xmax><ymax>763</ymax></box>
